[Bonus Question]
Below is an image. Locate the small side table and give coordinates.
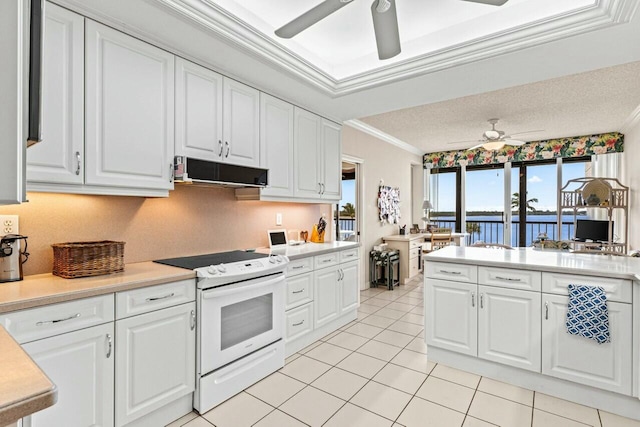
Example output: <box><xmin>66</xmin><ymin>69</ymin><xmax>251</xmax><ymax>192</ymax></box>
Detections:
<box><xmin>369</xmin><ymin>250</ymin><xmax>400</xmax><ymax>290</ymax></box>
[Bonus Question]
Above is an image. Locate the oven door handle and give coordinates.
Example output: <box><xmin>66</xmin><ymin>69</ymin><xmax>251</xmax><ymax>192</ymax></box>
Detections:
<box><xmin>201</xmin><ymin>274</ymin><xmax>285</xmax><ymax>299</ymax></box>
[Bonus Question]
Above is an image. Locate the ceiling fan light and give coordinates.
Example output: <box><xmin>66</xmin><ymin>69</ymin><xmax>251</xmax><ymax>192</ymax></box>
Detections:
<box><xmin>482</xmin><ymin>141</ymin><xmax>505</xmax><ymax>151</ymax></box>
<box><xmin>484</xmin><ymin>130</ymin><xmax>500</xmax><ymax>139</ymax></box>
<box><xmin>376</xmin><ymin>0</ymin><xmax>391</xmax><ymax>13</ymax></box>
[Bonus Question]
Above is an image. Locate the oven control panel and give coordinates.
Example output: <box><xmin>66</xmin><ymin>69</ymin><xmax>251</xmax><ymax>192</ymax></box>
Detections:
<box><xmin>196</xmin><ymin>254</ymin><xmax>288</xmax><ymax>286</ymax></box>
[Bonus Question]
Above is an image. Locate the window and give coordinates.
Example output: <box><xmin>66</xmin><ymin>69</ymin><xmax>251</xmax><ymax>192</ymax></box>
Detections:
<box><xmin>429</xmin><ymin>168</ymin><xmax>458</xmax><ymax>231</ymax></box>
<box><xmin>466</xmin><ymin>165</ymin><xmax>505</xmax><ymax>245</ymax></box>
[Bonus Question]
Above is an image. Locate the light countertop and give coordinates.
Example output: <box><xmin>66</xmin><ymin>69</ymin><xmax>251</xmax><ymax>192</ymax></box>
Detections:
<box><xmin>383</xmin><ymin>232</ymin><xmax>468</xmax><ymax>242</ymax></box>
<box><xmin>0</xmin><ymin>326</ymin><xmax>57</xmax><ymax>426</ymax></box>
<box><xmin>256</xmin><ymin>241</ymin><xmax>360</xmax><ymax>260</ymax></box>
<box><xmin>425</xmin><ymin>246</ymin><xmax>640</xmax><ymax>281</ymax></box>
<box><xmin>0</xmin><ymin>262</ymin><xmax>195</xmax><ymax>314</ymax></box>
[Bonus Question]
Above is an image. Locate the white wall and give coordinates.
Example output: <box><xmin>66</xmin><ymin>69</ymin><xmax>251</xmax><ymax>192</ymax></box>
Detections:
<box><xmin>342</xmin><ymin>125</ymin><xmax>423</xmax><ymax>288</ymax></box>
<box><xmin>623</xmin><ymin>117</ymin><xmax>640</xmax><ymax>250</ymax></box>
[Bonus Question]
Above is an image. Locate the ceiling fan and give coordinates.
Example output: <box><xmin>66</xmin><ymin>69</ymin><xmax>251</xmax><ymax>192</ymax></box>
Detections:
<box><xmin>274</xmin><ymin>0</ymin><xmax>509</xmax><ymax>60</ymax></box>
<box><xmin>447</xmin><ymin>119</ymin><xmax>543</xmax><ymax>151</ymax></box>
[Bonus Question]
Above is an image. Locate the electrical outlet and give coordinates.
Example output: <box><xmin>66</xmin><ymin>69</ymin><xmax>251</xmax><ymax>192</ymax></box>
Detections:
<box><xmin>0</xmin><ymin>215</ymin><xmax>19</xmax><ymax>235</ymax></box>
<box><xmin>276</xmin><ymin>213</ymin><xmax>282</xmax><ymax>226</ymax></box>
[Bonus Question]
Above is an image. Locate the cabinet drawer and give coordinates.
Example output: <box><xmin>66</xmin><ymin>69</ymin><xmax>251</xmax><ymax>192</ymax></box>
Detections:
<box><xmin>116</xmin><ymin>279</ymin><xmax>196</xmax><ymax>319</ymax></box>
<box><xmin>410</xmin><ymin>247</ymin><xmax>421</xmax><ymax>259</ymax></box>
<box><xmin>541</xmin><ymin>272</ymin><xmax>631</xmax><ymax>303</ymax></box>
<box><xmin>287</xmin><ymin>257</ymin><xmax>312</xmax><ymax>276</ymax></box>
<box><xmin>286</xmin><ymin>273</ymin><xmax>313</xmax><ymax>310</ymax></box>
<box><xmin>339</xmin><ymin>248</ymin><xmax>359</xmax><ymax>263</ymax></box>
<box><xmin>285</xmin><ymin>303</ymin><xmax>313</xmax><ymax>343</ymax></box>
<box><xmin>478</xmin><ymin>267</ymin><xmax>541</xmax><ymax>291</ymax></box>
<box><xmin>0</xmin><ymin>294</ymin><xmax>114</xmax><ymax>344</ymax></box>
<box><xmin>424</xmin><ymin>262</ymin><xmax>477</xmax><ymax>283</ymax></box>
<box><xmin>410</xmin><ymin>239</ymin><xmax>424</xmax><ymax>249</ymax></box>
<box><xmin>314</xmin><ymin>252</ymin><xmax>339</xmax><ymax>269</ymax></box>
<box><xmin>409</xmin><ymin>256</ymin><xmax>420</xmax><ymax>278</ymax></box>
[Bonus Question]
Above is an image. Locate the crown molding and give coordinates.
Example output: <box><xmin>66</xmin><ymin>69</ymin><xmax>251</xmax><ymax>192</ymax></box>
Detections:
<box><xmin>150</xmin><ymin>0</ymin><xmax>637</xmax><ymax>96</ymax></box>
<box><xmin>345</xmin><ymin>120</ymin><xmax>424</xmax><ymax>157</ymax></box>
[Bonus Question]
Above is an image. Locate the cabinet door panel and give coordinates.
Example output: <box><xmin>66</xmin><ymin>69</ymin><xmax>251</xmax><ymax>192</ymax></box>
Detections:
<box><xmin>27</xmin><ymin>3</ymin><xmax>84</xmax><ymax>184</ymax></box>
<box><xmin>320</xmin><ymin>119</ymin><xmax>341</xmax><ymax>201</ymax></box>
<box><xmin>22</xmin><ymin>323</ymin><xmax>114</xmax><ymax>427</ymax></box>
<box><xmin>340</xmin><ymin>261</ymin><xmax>359</xmax><ymax>314</ymax></box>
<box><xmin>425</xmin><ymin>278</ymin><xmax>477</xmax><ymax>356</ymax></box>
<box><xmin>85</xmin><ymin>20</ymin><xmax>174</xmax><ymax>189</ymax></box>
<box><xmin>294</xmin><ymin>108</ymin><xmax>321</xmax><ymax>198</ymax></box>
<box><xmin>175</xmin><ymin>58</ymin><xmax>223</xmax><ymax>160</ymax></box>
<box><xmin>314</xmin><ymin>267</ymin><xmax>339</xmax><ymax>328</ymax></box>
<box><xmin>115</xmin><ymin>302</ymin><xmax>196</xmax><ymax>427</ymax></box>
<box><xmin>223</xmin><ymin>78</ymin><xmax>260</xmax><ymax>167</ymax></box>
<box><xmin>542</xmin><ymin>294</ymin><xmax>632</xmax><ymax>395</ymax></box>
<box><xmin>260</xmin><ymin>94</ymin><xmax>294</xmax><ymax>197</ymax></box>
<box><xmin>478</xmin><ymin>285</ymin><xmax>541</xmax><ymax>372</ymax></box>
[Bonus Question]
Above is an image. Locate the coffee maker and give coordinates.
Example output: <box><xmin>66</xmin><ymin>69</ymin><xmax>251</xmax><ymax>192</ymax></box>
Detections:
<box><xmin>0</xmin><ymin>234</ymin><xmax>29</xmax><ymax>282</ymax></box>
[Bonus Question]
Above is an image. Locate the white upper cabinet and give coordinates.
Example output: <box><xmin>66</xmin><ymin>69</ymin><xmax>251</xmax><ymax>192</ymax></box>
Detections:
<box><xmin>260</xmin><ymin>94</ymin><xmax>294</xmax><ymax>197</ymax></box>
<box><xmin>27</xmin><ymin>3</ymin><xmax>84</xmax><ymax>185</ymax></box>
<box><xmin>293</xmin><ymin>108</ymin><xmax>342</xmax><ymax>201</ymax></box>
<box><xmin>294</xmin><ymin>108</ymin><xmax>322</xmax><ymax>198</ymax></box>
<box><xmin>175</xmin><ymin>58</ymin><xmax>223</xmax><ymax>161</ymax></box>
<box><xmin>222</xmin><ymin>78</ymin><xmax>260</xmax><ymax>167</ymax></box>
<box><xmin>321</xmin><ymin>119</ymin><xmax>342</xmax><ymax>201</ymax></box>
<box><xmin>85</xmin><ymin>20</ymin><xmax>174</xmax><ymax>190</ymax></box>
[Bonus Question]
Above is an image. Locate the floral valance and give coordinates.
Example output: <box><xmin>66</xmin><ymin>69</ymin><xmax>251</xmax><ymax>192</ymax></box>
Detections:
<box><xmin>423</xmin><ymin>132</ymin><xmax>624</xmax><ymax>169</ymax></box>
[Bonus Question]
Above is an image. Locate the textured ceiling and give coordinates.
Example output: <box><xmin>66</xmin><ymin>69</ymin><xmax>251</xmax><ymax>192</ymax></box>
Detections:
<box><xmin>358</xmin><ymin>61</ymin><xmax>640</xmax><ymax>153</ymax></box>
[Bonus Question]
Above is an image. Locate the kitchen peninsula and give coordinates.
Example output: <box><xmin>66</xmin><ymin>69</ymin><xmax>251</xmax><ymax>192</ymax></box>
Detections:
<box><xmin>423</xmin><ymin>246</ymin><xmax>640</xmax><ymax>420</ymax></box>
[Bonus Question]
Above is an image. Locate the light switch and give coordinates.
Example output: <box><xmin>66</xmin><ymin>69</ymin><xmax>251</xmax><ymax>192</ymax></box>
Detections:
<box><xmin>276</xmin><ymin>213</ymin><xmax>282</xmax><ymax>226</ymax></box>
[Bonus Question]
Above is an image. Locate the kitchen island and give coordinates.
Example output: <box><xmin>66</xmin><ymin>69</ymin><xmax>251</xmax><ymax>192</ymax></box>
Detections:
<box><xmin>424</xmin><ymin>246</ymin><xmax>640</xmax><ymax>420</ymax></box>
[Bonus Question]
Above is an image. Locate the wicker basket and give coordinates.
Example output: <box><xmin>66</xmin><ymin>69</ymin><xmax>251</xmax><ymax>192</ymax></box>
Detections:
<box><xmin>52</xmin><ymin>241</ymin><xmax>125</xmax><ymax>279</ymax></box>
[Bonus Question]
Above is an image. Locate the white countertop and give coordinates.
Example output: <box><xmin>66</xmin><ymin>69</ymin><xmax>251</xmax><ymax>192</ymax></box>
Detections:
<box><xmin>425</xmin><ymin>246</ymin><xmax>640</xmax><ymax>281</ymax></box>
<box><xmin>256</xmin><ymin>241</ymin><xmax>360</xmax><ymax>260</ymax></box>
<box><xmin>383</xmin><ymin>232</ymin><xmax>467</xmax><ymax>242</ymax></box>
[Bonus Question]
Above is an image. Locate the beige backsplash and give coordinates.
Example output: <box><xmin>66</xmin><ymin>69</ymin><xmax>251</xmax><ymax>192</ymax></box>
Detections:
<box><xmin>0</xmin><ymin>186</ymin><xmax>330</xmax><ymax>276</ymax></box>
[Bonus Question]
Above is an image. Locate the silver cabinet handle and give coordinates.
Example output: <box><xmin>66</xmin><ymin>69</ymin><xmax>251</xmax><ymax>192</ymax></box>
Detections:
<box><xmin>292</xmin><ymin>265</ymin><xmax>305</xmax><ymax>270</ymax></box>
<box><xmin>190</xmin><ymin>310</ymin><xmax>196</xmax><ymax>331</ymax></box>
<box><xmin>218</xmin><ymin>140</ymin><xmax>223</xmax><ymax>157</ymax></box>
<box><xmin>440</xmin><ymin>270</ymin><xmax>461</xmax><ymax>275</ymax></box>
<box><xmin>480</xmin><ymin>294</ymin><xmax>484</xmax><ymax>309</ymax></box>
<box><xmin>292</xmin><ymin>288</ymin><xmax>305</xmax><ymax>294</ymax></box>
<box><xmin>471</xmin><ymin>292</ymin><xmax>475</xmax><ymax>307</ymax></box>
<box><xmin>318</xmin><ymin>182</ymin><xmax>322</xmax><ymax>194</ymax></box>
<box><xmin>169</xmin><ymin>163</ymin><xmax>174</xmax><ymax>183</ymax></box>
<box><xmin>293</xmin><ymin>320</ymin><xmax>304</xmax><ymax>327</ymax></box>
<box><xmin>106</xmin><ymin>334</ymin><xmax>112</xmax><ymax>358</ymax></box>
<box><xmin>146</xmin><ymin>292</ymin><xmax>175</xmax><ymax>302</ymax></box>
<box><xmin>545</xmin><ymin>302</ymin><xmax>549</xmax><ymax>320</ymax></box>
<box><xmin>344</xmin><ymin>253</ymin><xmax>355</xmax><ymax>258</ymax></box>
<box><xmin>225</xmin><ymin>141</ymin><xmax>230</xmax><ymax>158</ymax></box>
<box><xmin>321</xmin><ymin>183</ymin><xmax>325</xmax><ymax>194</ymax></box>
<box><xmin>36</xmin><ymin>313</ymin><xmax>81</xmax><ymax>326</ymax></box>
<box><xmin>495</xmin><ymin>276</ymin><xmax>521</xmax><ymax>282</ymax></box>
<box><xmin>75</xmin><ymin>151</ymin><xmax>81</xmax><ymax>175</ymax></box>
<box><xmin>322</xmin><ymin>259</ymin><xmax>332</xmax><ymax>263</ymax></box>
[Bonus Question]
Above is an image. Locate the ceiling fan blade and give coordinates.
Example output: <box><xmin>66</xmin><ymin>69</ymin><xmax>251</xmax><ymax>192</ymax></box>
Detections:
<box><xmin>275</xmin><ymin>0</ymin><xmax>353</xmax><ymax>39</ymax></box>
<box><xmin>447</xmin><ymin>139</ymin><xmax>483</xmax><ymax>145</ymax></box>
<box><xmin>507</xmin><ymin>129</ymin><xmax>545</xmax><ymax>137</ymax></box>
<box><xmin>468</xmin><ymin>143</ymin><xmax>485</xmax><ymax>150</ymax></box>
<box><xmin>371</xmin><ymin>0</ymin><xmax>401</xmax><ymax>60</ymax></box>
<box><xmin>461</xmin><ymin>0</ymin><xmax>509</xmax><ymax>6</ymax></box>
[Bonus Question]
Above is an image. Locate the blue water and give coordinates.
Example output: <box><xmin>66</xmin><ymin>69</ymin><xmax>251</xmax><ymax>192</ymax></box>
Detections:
<box><xmin>432</xmin><ymin>214</ymin><xmax>587</xmax><ymax>247</ymax></box>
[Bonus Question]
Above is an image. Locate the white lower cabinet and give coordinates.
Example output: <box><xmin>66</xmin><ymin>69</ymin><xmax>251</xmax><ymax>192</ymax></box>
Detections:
<box><xmin>340</xmin><ymin>260</ymin><xmax>359</xmax><ymax>315</ymax></box>
<box><xmin>115</xmin><ymin>302</ymin><xmax>196</xmax><ymax>427</ymax></box>
<box><xmin>542</xmin><ymin>293</ymin><xmax>632</xmax><ymax>394</ymax></box>
<box><xmin>22</xmin><ymin>323</ymin><xmax>115</xmax><ymax>427</ymax></box>
<box><xmin>478</xmin><ymin>285</ymin><xmax>541</xmax><ymax>372</ymax></box>
<box><xmin>285</xmin><ymin>303</ymin><xmax>313</xmax><ymax>343</ymax></box>
<box><xmin>425</xmin><ymin>278</ymin><xmax>477</xmax><ymax>356</ymax></box>
<box><xmin>314</xmin><ymin>265</ymin><xmax>340</xmax><ymax>329</ymax></box>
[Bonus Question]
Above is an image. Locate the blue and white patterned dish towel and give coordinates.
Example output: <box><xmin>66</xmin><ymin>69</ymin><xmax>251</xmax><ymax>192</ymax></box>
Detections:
<box><xmin>565</xmin><ymin>284</ymin><xmax>610</xmax><ymax>344</ymax></box>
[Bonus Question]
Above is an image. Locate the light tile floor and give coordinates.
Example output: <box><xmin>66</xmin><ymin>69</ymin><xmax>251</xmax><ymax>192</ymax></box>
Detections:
<box><xmin>167</xmin><ymin>275</ymin><xmax>640</xmax><ymax>427</ymax></box>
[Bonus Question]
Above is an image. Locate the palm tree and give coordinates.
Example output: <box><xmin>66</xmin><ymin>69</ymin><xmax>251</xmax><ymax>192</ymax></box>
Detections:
<box><xmin>466</xmin><ymin>222</ymin><xmax>481</xmax><ymax>244</ymax></box>
<box><xmin>340</xmin><ymin>203</ymin><xmax>356</xmax><ymax>219</ymax></box>
<box><xmin>511</xmin><ymin>192</ymin><xmax>538</xmax><ymax>213</ymax></box>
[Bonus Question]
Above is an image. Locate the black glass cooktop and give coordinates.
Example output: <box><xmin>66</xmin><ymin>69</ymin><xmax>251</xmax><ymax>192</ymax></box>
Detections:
<box><xmin>154</xmin><ymin>250</ymin><xmax>267</xmax><ymax>270</ymax></box>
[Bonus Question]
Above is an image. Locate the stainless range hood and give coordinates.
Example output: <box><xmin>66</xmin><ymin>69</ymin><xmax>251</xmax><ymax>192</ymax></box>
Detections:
<box><xmin>174</xmin><ymin>156</ymin><xmax>268</xmax><ymax>188</ymax></box>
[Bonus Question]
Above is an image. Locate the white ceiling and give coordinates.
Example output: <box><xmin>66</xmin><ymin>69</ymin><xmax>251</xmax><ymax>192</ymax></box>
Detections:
<box><xmin>358</xmin><ymin>61</ymin><xmax>640</xmax><ymax>153</ymax></box>
<box><xmin>55</xmin><ymin>0</ymin><xmax>640</xmax><ymax>153</ymax></box>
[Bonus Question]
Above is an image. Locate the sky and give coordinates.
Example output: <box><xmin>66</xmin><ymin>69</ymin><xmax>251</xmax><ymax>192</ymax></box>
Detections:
<box><xmin>339</xmin><ymin>180</ymin><xmax>356</xmax><ymax>210</ymax></box>
<box><xmin>431</xmin><ymin>161</ymin><xmax>588</xmax><ymax>212</ymax></box>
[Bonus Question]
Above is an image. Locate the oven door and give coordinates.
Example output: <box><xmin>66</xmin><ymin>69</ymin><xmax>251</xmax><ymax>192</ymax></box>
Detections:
<box><xmin>199</xmin><ymin>273</ymin><xmax>284</xmax><ymax>374</ymax></box>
